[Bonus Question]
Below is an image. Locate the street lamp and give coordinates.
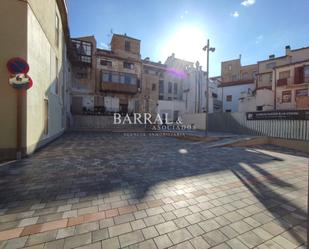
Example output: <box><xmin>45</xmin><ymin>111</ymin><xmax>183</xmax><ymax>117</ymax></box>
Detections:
<box><xmin>203</xmin><ymin>39</ymin><xmax>215</xmax><ymax>136</ymax></box>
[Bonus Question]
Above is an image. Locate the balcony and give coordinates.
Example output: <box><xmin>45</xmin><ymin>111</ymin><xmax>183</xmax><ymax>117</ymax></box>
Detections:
<box><xmin>69</xmin><ymin>39</ymin><xmax>92</xmax><ymax>67</ymax></box>
<box><xmin>277</xmin><ymin>78</ymin><xmax>287</xmax><ymax>86</ymax></box>
<box><xmin>100</xmin><ymin>70</ymin><xmax>139</xmax><ymax>94</ymax></box>
<box><xmin>101</xmin><ymin>82</ymin><xmax>138</xmax><ymax>94</ymax></box>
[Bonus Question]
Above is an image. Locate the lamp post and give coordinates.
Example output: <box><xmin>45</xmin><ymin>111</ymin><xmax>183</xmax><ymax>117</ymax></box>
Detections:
<box><xmin>203</xmin><ymin>39</ymin><xmax>215</xmax><ymax>136</ymax></box>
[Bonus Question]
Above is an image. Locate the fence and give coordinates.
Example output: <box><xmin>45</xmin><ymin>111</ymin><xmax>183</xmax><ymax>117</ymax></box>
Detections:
<box><xmin>182</xmin><ymin>113</ymin><xmax>206</xmax><ymax>130</ymax></box>
<box><xmin>208</xmin><ymin>112</ymin><xmax>309</xmax><ymax>141</ymax></box>
<box><xmin>71</xmin><ymin>115</ymin><xmax>148</xmax><ymax>130</ymax></box>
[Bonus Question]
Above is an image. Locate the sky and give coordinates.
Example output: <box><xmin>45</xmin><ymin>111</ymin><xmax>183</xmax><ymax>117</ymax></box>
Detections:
<box><xmin>67</xmin><ymin>0</ymin><xmax>309</xmax><ymax>77</ymax></box>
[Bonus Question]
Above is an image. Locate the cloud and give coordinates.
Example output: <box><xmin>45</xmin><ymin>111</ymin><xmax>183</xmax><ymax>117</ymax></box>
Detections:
<box><xmin>180</xmin><ymin>10</ymin><xmax>189</xmax><ymax>20</ymax></box>
<box><xmin>231</xmin><ymin>11</ymin><xmax>240</xmax><ymax>18</ymax></box>
<box><xmin>99</xmin><ymin>42</ymin><xmax>109</xmax><ymax>49</ymax></box>
<box><xmin>255</xmin><ymin>34</ymin><xmax>263</xmax><ymax>44</ymax></box>
<box><xmin>241</xmin><ymin>0</ymin><xmax>256</xmax><ymax>7</ymax></box>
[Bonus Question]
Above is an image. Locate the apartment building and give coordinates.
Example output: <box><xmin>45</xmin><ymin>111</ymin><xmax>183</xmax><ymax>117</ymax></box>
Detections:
<box><xmin>274</xmin><ymin>59</ymin><xmax>309</xmax><ymax>110</ymax></box>
<box><xmin>69</xmin><ymin>36</ymin><xmax>97</xmax><ymax>114</ymax></box>
<box><xmin>0</xmin><ymin>0</ymin><xmax>70</xmax><ymax>161</ymax></box>
<box><xmin>256</xmin><ymin>45</ymin><xmax>309</xmax><ymax>110</ymax></box>
<box><xmin>141</xmin><ymin>58</ymin><xmax>166</xmax><ymax>115</ymax></box>
<box><xmin>97</xmin><ymin>34</ymin><xmax>142</xmax><ymax>114</ymax></box>
<box><xmin>219</xmin><ymin>58</ymin><xmax>257</xmax><ymax>112</ymax></box>
<box><xmin>70</xmin><ymin>34</ymin><xmax>143</xmax><ymax>114</ymax></box>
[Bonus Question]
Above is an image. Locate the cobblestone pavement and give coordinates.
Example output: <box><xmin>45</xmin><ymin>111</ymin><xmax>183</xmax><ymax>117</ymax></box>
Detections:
<box><xmin>0</xmin><ymin>132</ymin><xmax>308</xmax><ymax>249</ymax></box>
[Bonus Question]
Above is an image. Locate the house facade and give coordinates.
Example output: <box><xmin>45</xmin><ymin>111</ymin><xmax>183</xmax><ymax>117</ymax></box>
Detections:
<box><xmin>274</xmin><ymin>59</ymin><xmax>309</xmax><ymax>110</ymax></box>
<box><xmin>219</xmin><ymin>58</ymin><xmax>257</xmax><ymax>112</ymax></box>
<box><xmin>0</xmin><ymin>0</ymin><xmax>70</xmax><ymax>161</ymax></box>
<box><xmin>71</xmin><ymin>33</ymin><xmax>173</xmax><ymax>116</ymax></box>
<box><xmin>253</xmin><ymin>45</ymin><xmax>309</xmax><ymax>111</ymax></box>
<box><xmin>141</xmin><ymin>59</ymin><xmax>166</xmax><ymax>115</ymax></box>
<box><xmin>69</xmin><ymin>36</ymin><xmax>97</xmax><ymax>114</ymax></box>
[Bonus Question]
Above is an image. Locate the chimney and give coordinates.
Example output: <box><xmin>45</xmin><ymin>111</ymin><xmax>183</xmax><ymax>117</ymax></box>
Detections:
<box><xmin>269</xmin><ymin>54</ymin><xmax>275</xmax><ymax>59</ymax></box>
<box><xmin>285</xmin><ymin>45</ymin><xmax>291</xmax><ymax>55</ymax></box>
<box><xmin>239</xmin><ymin>54</ymin><xmax>242</xmax><ymax>61</ymax></box>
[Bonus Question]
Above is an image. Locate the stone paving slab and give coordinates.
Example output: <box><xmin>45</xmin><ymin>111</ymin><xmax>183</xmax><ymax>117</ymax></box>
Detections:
<box><xmin>0</xmin><ymin>132</ymin><xmax>307</xmax><ymax>248</ymax></box>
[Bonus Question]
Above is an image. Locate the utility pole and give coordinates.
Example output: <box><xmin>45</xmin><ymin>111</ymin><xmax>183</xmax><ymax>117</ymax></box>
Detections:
<box><xmin>203</xmin><ymin>39</ymin><xmax>215</xmax><ymax>136</ymax></box>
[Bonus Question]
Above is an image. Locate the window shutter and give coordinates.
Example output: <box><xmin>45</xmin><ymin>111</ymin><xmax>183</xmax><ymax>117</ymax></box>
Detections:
<box><xmin>299</xmin><ymin>66</ymin><xmax>304</xmax><ymax>83</ymax></box>
<box><xmin>294</xmin><ymin>66</ymin><xmax>304</xmax><ymax>84</ymax></box>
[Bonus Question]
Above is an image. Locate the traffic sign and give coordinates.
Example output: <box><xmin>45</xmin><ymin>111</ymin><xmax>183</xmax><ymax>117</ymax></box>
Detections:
<box><xmin>9</xmin><ymin>73</ymin><xmax>33</xmax><ymax>90</ymax></box>
<box><xmin>7</xmin><ymin>57</ymin><xmax>29</xmax><ymax>74</ymax></box>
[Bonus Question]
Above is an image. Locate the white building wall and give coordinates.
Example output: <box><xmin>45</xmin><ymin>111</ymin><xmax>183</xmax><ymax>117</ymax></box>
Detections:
<box><xmin>183</xmin><ymin>68</ymin><xmax>219</xmax><ymax>114</ymax></box>
<box><xmin>238</xmin><ymin>88</ymin><xmax>274</xmax><ymax>112</ymax></box>
<box><xmin>220</xmin><ymin>83</ymin><xmax>255</xmax><ymax>112</ymax></box>
<box><xmin>26</xmin><ymin>5</ymin><xmax>65</xmax><ymax>153</ymax></box>
<box><xmin>157</xmin><ymin>100</ymin><xmax>186</xmax><ymax>122</ymax></box>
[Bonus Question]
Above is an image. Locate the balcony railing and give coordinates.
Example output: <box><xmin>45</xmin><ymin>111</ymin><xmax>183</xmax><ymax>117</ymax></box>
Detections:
<box><xmin>277</xmin><ymin>78</ymin><xmax>287</xmax><ymax>86</ymax></box>
<box><xmin>100</xmin><ymin>82</ymin><xmax>138</xmax><ymax>94</ymax></box>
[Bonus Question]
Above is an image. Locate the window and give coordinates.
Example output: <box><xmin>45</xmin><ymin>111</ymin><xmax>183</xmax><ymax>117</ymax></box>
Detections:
<box><xmin>228</xmin><ymin>65</ymin><xmax>232</xmax><ymax>71</ymax></box>
<box><xmin>152</xmin><ymin>84</ymin><xmax>156</xmax><ymax>91</ymax></box>
<box><xmin>125</xmin><ymin>41</ymin><xmax>131</xmax><ymax>51</ymax></box>
<box><xmin>76</xmin><ymin>67</ymin><xmax>88</xmax><ymax>79</ymax></box>
<box><xmin>102</xmin><ymin>72</ymin><xmax>111</xmax><ymax>82</ymax></box>
<box><xmin>159</xmin><ymin>95</ymin><xmax>164</xmax><ymax>100</ymax></box>
<box><xmin>295</xmin><ymin>88</ymin><xmax>308</xmax><ymax>97</ymax></box>
<box><xmin>225</xmin><ymin>109</ymin><xmax>231</xmax><ymax>112</ymax></box>
<box><xmin>256</xmin><ymin>106</ymin><xmax>263</xmax><ymax>111</ymax></box>
<box><xmin>174</xmin><ymin>83</ymin><xmax>178</xmax><ymax>94</ymax></box>
<box><xmin>159</xmin><ymin>80</ymin><xmax>164</xmax><ymax>93</ymax></box>
<box><xmin>168</xmin><ymin>97</ymin><xmax>172</xmax><ymax>100</ymax></box>
<box><xmin>226</xmin><ymin>95</ymin><xmax>232</xmax><ymax>102</ymax></box>
<box><xmin>266</xmin><ymin>62</ymin><xmax>276</xmax><ymax>69</ymax></box>
<box><xmin>100</xmin><ymin>60</ymin><xmax>112</xmax><ymax>67</ymax></box>
<box><xmin>101</xmin><ymin>71</ymin><xmax>136</xmax><ymax>85</ymax></box>
<box><xmin>282</xmin><ymin>91</ymin><xmax>291</xmax><ymax>103</ymax></box>
<box><xmin>124</xmin><ymin>74</ymin><xmax>137</xmax><ymax>85</ymax></box>
<box><xmin>55</xmin><ymin>13</ymin><xmax>60</xmax><ymax>47</ymax></box>
<box><xmin>71</xmin><ymin>39</ymin><xmax>92</xmax><ymax>64</ymax></box>
<box><xmin>279</xmin><ymin>70</ymin><xmax>290</xmax><ymax>79</ymax></box>
<box><xmin>242</xmin><ymin>72</ymin><xmax>249</xmax><ymax>80</ymax></box>
<box><xmin>260</xmin><ymin>73</ymin><xmax>273</xmax><ymax>83</ymax></box>
<box><xmin>168</xmin><ymin>82</ymin><xmax>172</xmax><ymax>93</ymax></box>
<box><xmin>232</xmin><ymin>75</ymin><xmax>237</xmax><ymax>81</ymax></box>
<box><xmin>304</xmin><ymin>66</ymin><xmax>309</xmax><ymax>83</ymax></box>
<box><xmin>76</xmin><ymin>72</ymin><xmax>87</xmax><ymax>79</ymax></box>
<box><xmin>112</xmin><ymin>73</ymin><xmax>119</xmax><ymax>83</ymax></box>
<box><xmin>123</xmin><ymin>62</ymin><xmax>134</xmax><ymax>69</ymax></box>
<box><xmin>124</xmin><ymin>75</ymin><xmax>131</xmax><ymax>84</ymax></box>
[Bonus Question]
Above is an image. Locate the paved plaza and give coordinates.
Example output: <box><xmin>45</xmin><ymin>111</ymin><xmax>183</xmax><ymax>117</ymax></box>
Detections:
<box><xmin>0</xmin><ymin>132</ymin><xmax>308</xmax><ymax>249</ymax></box>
